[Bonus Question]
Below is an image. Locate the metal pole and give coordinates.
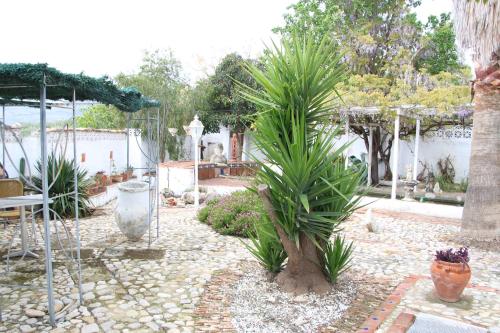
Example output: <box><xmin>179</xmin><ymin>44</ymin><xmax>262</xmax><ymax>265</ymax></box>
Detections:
<box><xmin>391</xmin><ymin>111</ymin><xmax>401</xmax><ymax>200</ymax></box>
<box><xmin>126</xmin><ymin>113</ymin><xmax>130</xmax><ymax>169</ymax></box>
<box><xmin>147</xmin><ymin>110</ymin><xmax>152</xmax><ymax>246</ymax></box>
<box><xmin>2</xmin><ymin>104</ymin><xmax>5</xmax><ymax>167</ymax></box>
<box><xmin>72</xmin><ymin>89</ymin><xmax>83</xmax><ymax>305</ymax></box>
<box><xmin>41</xmin><ymin>76</ymin><xmax>56</xmax><ymax>326</ymax></box>
<box><xmin>156</xmin><ymin>108</ymin><xmax>160</xmax><ymax>239</ymax></box>
<box><xmin>413</xmin><ymin>118</ymin><xmax>420</xmax><ymax>181</ymax></box>
<box><xmin>345</xmin><ymin>116</ymin><xmax>350</xmax><ymax>168</ymax></box>
<box><xmin>367</xmin><ymin>126</ymin><xmax>373</xmax><ymax>186</ymax></box>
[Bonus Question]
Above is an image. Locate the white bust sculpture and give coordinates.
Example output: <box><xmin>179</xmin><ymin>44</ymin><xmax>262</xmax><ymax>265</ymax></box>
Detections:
<box><xmin>405</xmin><ymin>165</ymin><xmax>413</xmax><ymax>181</ymax></box>
<box><xmin>433</xmin><ymin>182</ymin><xmax>442</xmax><ymax>194</ymax></box>
<box><xmin>210</xmin><ymin>143</ymin><xmax>227</xmax><ymax>164</ymax></box>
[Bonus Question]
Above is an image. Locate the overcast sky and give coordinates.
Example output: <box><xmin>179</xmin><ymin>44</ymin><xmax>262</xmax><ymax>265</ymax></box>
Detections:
<box><xmin>0</xmin><ymin>0</ymin><xmax>454</xmax><ymax>84</ymax></box>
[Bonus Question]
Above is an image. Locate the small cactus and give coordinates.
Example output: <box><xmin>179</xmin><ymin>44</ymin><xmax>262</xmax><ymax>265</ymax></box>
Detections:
<box><xmin>19</xmin><ymin>157</ymin><xmax>26</xmax><ymax>180</ymax></box>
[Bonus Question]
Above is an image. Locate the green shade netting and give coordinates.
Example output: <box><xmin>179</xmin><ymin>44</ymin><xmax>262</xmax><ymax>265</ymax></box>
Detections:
<box><xmin>0</xmin><ymin>63</ymin><xmax>159</xmax><ymax>112</ymax></box>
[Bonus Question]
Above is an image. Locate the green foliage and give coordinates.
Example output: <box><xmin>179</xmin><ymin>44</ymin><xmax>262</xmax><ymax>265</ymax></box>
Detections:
<box><xmin>459</xmin><ymin>178</ymin><xmax>469</xmax><ymax>193</ymax></box>
<box><xmin>76</xmin><ymin>104</ymin><xmax>126</xmax><ymax>129</ymax></box>
<box><xmin>116</xmin><ymin>49</ymin><xmax>195</xmax><ymax>161</ymax></box>
<box><xmin>0</xmin><ymin>63</ymin><xmax>158</xmax><ymax>112</ymax></box>
<box><xmin>197</xmin><ymin>191</ymin><xmax>266</xmax><ymax>237</ymax></box>
<box><xmin>19</xmin><ymin>157</ymin><xmax>25</xmax><ymax>180</ymax></box>
<box><xmin>274</xmin><ymin>1</ymin><xmax>470</xmax><ymax>187</ymax></box>
<box><xmin>275</xmin><ymin>1</ymin><xmax>469</xmax><ymax>114</ymax></box>
<box><xmin>336</xmin><ymin>71</ymin><xmax>470</xmax><ymax>116</ymax></box>
<box><xmin>415</xmin><ymin>13</ymin><xmax>462</xmax><ymax>74</ymax></box>
<box><xmin>30</xmin><ymin>153</ymin><xmax>92</xmax><ymax>218</ymax></box>
<box><xmin>436</xmin><ymin>176</ymin><xmax>468</xmax><ymax>193</ymax></box>
<box><xmin>437</xmin><ymin>155</ymin><xmax>456</xmax><ymax>184</ymax></box>
<box><xmin>199</xmin><ymin>53</ymin><xmax>261</xmax><ymax>134</ymax></box>
<box><xmin>197</xmin><ymin>196</ymin><xmax>218</xmax><ymax>223</ymax></box>
<box><xmin>244</xmin><ymin>218</ymin><xmax>287</xmax><ymax>273</ymax></box>
<box><xmin>274</xmin><ymin>0</ymin><xmax>423</xmax><ymax>76</ymax></box>
<box><xmin>434</xmin><ymin>156</ymin><xmax>467</xmax><ymax>193</ymax></box>
<box><xmin>240</xmin><ymin>34</ymin><xmax>364</xmax><ymax>252</ymax></box>
<box><xmin>323</xmin><ymin>235</ymin><xmax>354</xmax><ymax>283</ymax></box>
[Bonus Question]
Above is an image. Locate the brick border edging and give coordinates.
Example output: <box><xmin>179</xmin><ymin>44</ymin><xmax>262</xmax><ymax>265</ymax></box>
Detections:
<box><xmin>357</xmin><ymin>274</ymin><xmax>500</xmax><ymax>333</ymax></box>
<box><xmin>193</xmin><ymin>270</ymin><xmax>241</xmax><ymax>332</ymax></box>
<box><xmin>356</xmin><ymin>276</ymin><xmax>421</xmax><ymax>333</ymax></box>
<box><xmin>386</xmin><ymin>312</ymin><xmax>416</xmax><ymax>333</ymax></box>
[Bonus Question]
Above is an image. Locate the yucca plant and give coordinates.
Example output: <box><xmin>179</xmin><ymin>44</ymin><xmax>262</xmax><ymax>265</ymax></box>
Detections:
<box><xmin>31</xmin><ymin>153</ymin><xmax>92</xmax><ymax>219</ymax></box>
<box><xmin>323</xmin><ymin>235</ymin><xmax>354</xmax><ymax>284</ymax></box>
<box><xmin>238</xmin><ymin>35</ymin><xmax>364</xmax><ymax>294</ymax></box>
<box><xmin>244</xmin><ymin>218</ymin><xmax>287</xmax><ymax>273</ymax></box>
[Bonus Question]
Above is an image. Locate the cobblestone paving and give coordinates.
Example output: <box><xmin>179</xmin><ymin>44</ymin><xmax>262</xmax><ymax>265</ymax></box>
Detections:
<box><xmin>0</xmin><ymin>205</ymin><xmax>252</xmax><ymax>332</ymax></box>
<box><xmin>0</xmin><ymin>205</ymin><xmax>499</xmax><ymax>332</ymax></box>
<box><xmin>343</xmin><ymin>209</ymin><xmax>500</xmax><ymax>331</ymax></box>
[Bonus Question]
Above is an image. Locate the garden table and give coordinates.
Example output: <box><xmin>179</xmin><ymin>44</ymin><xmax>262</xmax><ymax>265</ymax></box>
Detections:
<box><xmin>0</xmin><ymin>194</ymin><xmax>52</xmax><ymax>259</ymax></box>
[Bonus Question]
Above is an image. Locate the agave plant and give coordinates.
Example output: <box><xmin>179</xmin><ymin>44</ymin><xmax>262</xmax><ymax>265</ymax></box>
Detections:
<box><xmin>239</xmin><ymin>35</ymin><xmax>364</xmax><ymax>294</ymax></box>
<box><xmin>30</xmin><ymin>152</ymin><xmax>92</xmax><ymax>219</ymax></box>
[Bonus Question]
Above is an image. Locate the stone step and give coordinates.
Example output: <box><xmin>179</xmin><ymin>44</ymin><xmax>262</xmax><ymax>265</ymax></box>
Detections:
<box><xmin>408</xmin><ymin>313</ymin><xmax>487</xmax><ymax>333</ymax></box>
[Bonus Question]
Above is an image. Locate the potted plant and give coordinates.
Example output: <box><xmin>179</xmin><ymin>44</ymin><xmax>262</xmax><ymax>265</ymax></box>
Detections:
<box><xmin>126</xmin><ymin>166</ymin><xmax>134</xmax><ymax>178</ymax></box>
<box><xmin>111</xmin><ymin>172</ymin><xmax>123</xmax><ymax>183</ymax></box>
<box><xmin>110</xmin><ymin>164</ymin><xmax>123</xmax><ymax>183</ymax></box>
<box><xmin>95</xmin><ymin>171</ymin><xmax>108</xmax><ymax>188</ymax></box>
<box><xmin>87</xmin><ymin>181</ymin><xmax>100</xmax><ymax>196</ymax></box>
<box><xmin>431</xmin><ymin>247</ymin><xmax>471</xmax><ymax>302</ymax></box>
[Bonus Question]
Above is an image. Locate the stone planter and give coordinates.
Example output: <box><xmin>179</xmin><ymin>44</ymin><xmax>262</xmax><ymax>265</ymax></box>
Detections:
<box><xmin>115</xmin><ymin>181</ymin><xmax>150</xmax><ymax>241</ymax></box>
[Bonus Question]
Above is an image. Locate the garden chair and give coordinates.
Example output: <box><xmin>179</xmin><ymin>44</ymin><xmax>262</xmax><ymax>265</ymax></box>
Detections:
<box><xmin>0</xmin><ymin>179</ymin><xmax>38</xmax><ymax>245</ymax></box>
<box><xmin>0</xmin><ymin>179</ymin><xmax>23</xmax><ymax>228</ymax></box>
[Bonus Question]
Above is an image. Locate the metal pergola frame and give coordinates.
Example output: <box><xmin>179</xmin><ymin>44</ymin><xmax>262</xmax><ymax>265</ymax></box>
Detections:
<box><xmin>338</xmin><ymin>105</ymin><xmax>473</xmax><ymax>200</ymax></box>
<box><xmin>0</xmin><ymin>78</ymin><xmax>83</xmax><ymax>326</ymax></box>
<box><xmin>0</xmin><ymin>63</ymin><xmax>159</xmax><ymax>327</ymax></box>
<box><xmin>125</xmin><ymin>110</ymin><xmax>161</xmax><ymax>246</ymax></box>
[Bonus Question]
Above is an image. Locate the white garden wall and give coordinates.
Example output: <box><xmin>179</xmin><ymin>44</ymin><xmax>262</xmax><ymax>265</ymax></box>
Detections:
<box><xmin>1</xmin><ymin>128</ymin><xmax>145</xmax><ymax>180</ymax></box>
<box><xmin>241</xmin><ymin>125</ymin><xmax>472</xmax><ymax>182</ymax></box>
<box><xmin>396</xmin><ymin>127</ymin><xmax>472</xmax><ymax>181</ymax></box>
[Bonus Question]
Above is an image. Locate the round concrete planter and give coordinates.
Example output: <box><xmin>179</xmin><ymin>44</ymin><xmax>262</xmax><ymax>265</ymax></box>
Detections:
<box><xmin>115</xmin><ymin>181</ymin><xmax>150</xmax><ymax>241</ymax></box>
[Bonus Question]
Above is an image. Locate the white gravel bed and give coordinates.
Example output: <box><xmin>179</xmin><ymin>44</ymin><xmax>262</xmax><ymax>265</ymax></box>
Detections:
<box><xmin>229</xmin><ymin>267</ymin><xmax>357</xmax><ymax>333</ymax></box>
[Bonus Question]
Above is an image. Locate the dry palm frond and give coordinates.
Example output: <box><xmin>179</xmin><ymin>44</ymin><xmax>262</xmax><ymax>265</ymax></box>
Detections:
<box><xmin>452</xmin><ymin>0</ymin><xmax>500</xmax><ymax>67</ymax></box>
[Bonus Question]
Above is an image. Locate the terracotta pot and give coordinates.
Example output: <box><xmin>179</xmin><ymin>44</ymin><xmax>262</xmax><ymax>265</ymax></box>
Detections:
<box><xmin>87</xmin><ymin>186</ymin><xmax>98</xmax><ymax>195</ymax></box>
<box><xmin>111</xmin><ymin>175</ymin><xmax>123</xmax><ymax>183</ymax></box>
<box><xmin>431</xmin><ymin>260</ymin><xmax>471</xmax><ymax>302</ymax></box>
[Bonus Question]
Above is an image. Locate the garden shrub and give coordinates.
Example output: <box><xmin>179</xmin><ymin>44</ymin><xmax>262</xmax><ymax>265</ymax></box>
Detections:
<box><xmin>436</xmin><ymin>175</ymin><xmax>468</xmax><ymax>193</ymax></box>
<box><xmin>31</xmin><ymin>153</ymin><xmax>93</xmax><ymax>218</ymax></box>
<box><xmin>323</xmin><ymin>235</ymin><xmax>354</xmax><ymax>283</ymax></box>
<box><xmin>244</xmin><ymin>218</ymin><xmax>287</xmax><ymax>273</ymax></box>
<box><xmin>196</xmin><ymin>190</ymin><xmax>265</xmax><ymax>237</ymax></box>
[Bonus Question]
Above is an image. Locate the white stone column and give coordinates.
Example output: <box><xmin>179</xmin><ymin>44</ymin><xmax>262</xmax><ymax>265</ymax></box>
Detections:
<box><xmin>391</xmin><ymin>111</ymin><xmax>400</xmax><ymax>200</ymax></box>
<box><xmin>413</xmin><ymin>118</ymin><xmax>420</xmax><ymax>181</ymax></box>
<box><xmin>345</xmin><ymin>116</ymin><xmax>350</xmax><ymax>168</ymax></box>
<box><xmin>367</xmin><ymin>125</ymin><xmax>373</xmax><ymax>186</ymax></box>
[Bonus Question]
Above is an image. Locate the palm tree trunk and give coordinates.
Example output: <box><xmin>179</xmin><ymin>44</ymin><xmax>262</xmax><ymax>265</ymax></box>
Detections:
<box><xmin>258</xmin><ymin>185</ymin><xmax>331</xmax><ymax>295</ymax></box>
<box><xmin>461</xmin><ymin>68</ymin><xmax>500</xmax><ymax>239</ymax></box>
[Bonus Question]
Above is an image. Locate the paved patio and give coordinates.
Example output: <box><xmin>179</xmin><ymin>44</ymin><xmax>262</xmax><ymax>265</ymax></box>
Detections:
<box><xmin>0</xmin><ymin>203</ymin><xmax>498</xmax><ymax>332</ymax></box>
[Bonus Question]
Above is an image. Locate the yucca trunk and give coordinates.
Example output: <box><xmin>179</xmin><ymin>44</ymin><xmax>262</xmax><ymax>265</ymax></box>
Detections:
<box><xmin>461</xmin><ymin>66</ymin><xmax>500</xmax><ymax>239</ymax></box>
<box><xmin>258</xmin><ymin>185</ymin><xmax>331</xmax><ymax>294</ymax></box>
